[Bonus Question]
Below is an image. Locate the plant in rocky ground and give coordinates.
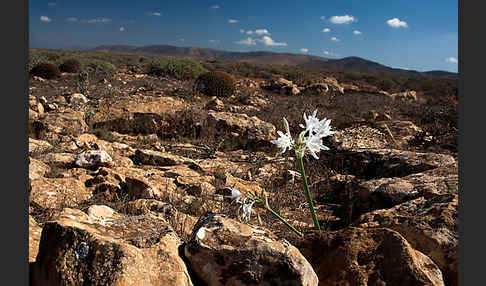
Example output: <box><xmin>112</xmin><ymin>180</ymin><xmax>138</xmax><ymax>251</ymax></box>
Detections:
<box><xmin>146</xmin><ymin>58</ymin><xmax>208</xmax><ymax>80</ymax></box>
<box><xmin>30</xmin><ymin>62</ymin><xmax>61</xmax><ymax>79</ymax></box>
<box><xmin>59</xmin><ymin>58</ymin><xmax>82</xmax><ymax>73</ymax></box>
<box><xmin>194</xmin><ymin>71</ymin><xmax>236</xmax><ymax>98</ymax></box>
<box><xmin>271</xmin><ymin>110</ymin><xmax>337</xmax><ymax>231</ymax></box>
<box><xmin>77</xmin><ymin>70</ymin><xmax>90</xmax><ymax>95</ymax></box>
<box><xmin>227</xmin><ymin>187</ymin><xmax>303</xmax><ymax>237</ymax></box>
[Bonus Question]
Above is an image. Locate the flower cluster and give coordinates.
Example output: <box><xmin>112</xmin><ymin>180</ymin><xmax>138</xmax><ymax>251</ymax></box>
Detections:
<box><xmin>271</xmin><ymin>110</ymin><xmax>337</xmax><ymax>159</ymax></box>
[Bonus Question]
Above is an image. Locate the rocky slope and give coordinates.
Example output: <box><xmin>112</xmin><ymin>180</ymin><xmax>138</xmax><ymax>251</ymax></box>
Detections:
<box><xmin>28</xmin><ymin>65</ymin><xmax>458</xmax><ymax>285</ymax></box>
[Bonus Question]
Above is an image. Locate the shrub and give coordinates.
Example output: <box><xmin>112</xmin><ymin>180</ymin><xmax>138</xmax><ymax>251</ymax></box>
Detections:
<box><xmin>59</xmin><ymin>58</ymin><xmax>82</xmax><ymax>73</ymax></box>
<box><xmin>30</xmin><ymin>62</ymin><xmax>61</xmax><ymax>79</ymax></box>
<box><xmin>194</xmin><ymin>71</ymin><xmax>236</xmax><ymax>97</ymax></box>
<box><xmin>146</xmin><ymin>58</ymin><xmax>207</xmax><ymax>80</ymax></box>
<box><xmin>87</xmin><ymin>60</ymin><xmax>116</xmax><ymax>74</ymax></box>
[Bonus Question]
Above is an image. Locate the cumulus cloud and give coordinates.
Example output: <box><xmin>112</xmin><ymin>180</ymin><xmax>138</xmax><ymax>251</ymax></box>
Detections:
<box><xmin>40</xmin><ymin>16</ymin><xmax>52</xmax><ymax>22</ymax></box>
<box><xmin>235</xmin><ymin>37</ymin><xmax>256</xmax><ymax>45</ymax></box>
<box><xmin>353</xmin><ymin>30</ymin><xmax>362</xmax><ymax>35</ymax></box>
<box><xmin>239</xmin><ymin>29</ymin><xmax>245</xmax><ymax>33</ymax></box>
<box><xmin>228</xmin><ymin>19</ymin><xmax>239</xmax><ymax>23</ymax></box>
<box><xmin>120</xmin><ymin>27</ymin><xmax>125</xmax><ymax>32</ymax></box>
<box><xmin>258</xmin><ymin>36</ymin><xmax>287</xmax><ymax>46</ymax></box>
<box><xmin>329</xmin><ymin>15</ymin><xmax>356</xmax><ymax>24</ymax></box>
<box><xmin>48</xmin><ymin>2</ymin><xmax>56</xmax><ymax>6</ymax></box>
<box><xmin>300</xmin><ymin>48</ymin><xmax>309</xmax><ymax>53</ymax></box>
<box><xmin>83</xmin><ymin>18</ymin><xmax>112</xmax><ymax>23</ymax></box>
<box><xmin>323</xmin><ymin>50</ymin><xmax>340</xmax><ymax>57</ymax></box>
<box><xmin>322</xmin><ymin>28</ymin><xmax>331</xmax><ymax>33</ymax></box>
<box><xmin>67</xmin><ymin>17</ymin><xmax>78</xmax><ymax>22</ymax></box>
<box><xmin>246</xmin><ymin>29</ymin><xmax>270</xmax><ymax>35</ymax></box>
<box><xmin>320</xmin><ymin>16</ymin><xmax>326</xmax><ymax>21</ymax></box>
<box><xmin>145</xmin><ymin>11</ymin><xmax>161</xmax><ymax>16</ymax></box>
<box><xmin>210</xmin><ymin>5</ymin><xmax>220</xmax><ymax>9</ymax></box>
<box><xmin>331</xmin><ymin>36</ymin><xmax>340</xmax><ymax>42</ymax></box>
<box><xmin>387</xmin><ymin>18</ymin><xmax>408</xmax><ymax>28</ymax></box>
<box><xmin>446</xmin><ymin>57</ymin><xmax>458</xmax><ymax>64</ymax></box>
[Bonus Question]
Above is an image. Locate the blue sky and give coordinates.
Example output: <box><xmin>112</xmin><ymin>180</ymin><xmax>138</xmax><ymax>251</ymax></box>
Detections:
<box><xmin>29</xmin><ymin>0</ymin><xmax>458</xmax><ymax>72</ymax></box>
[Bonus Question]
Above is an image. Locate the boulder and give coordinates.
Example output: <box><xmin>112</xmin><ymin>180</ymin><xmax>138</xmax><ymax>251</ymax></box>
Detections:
<box><xmin>202</xmin><ymin>111</ymin><xmax>276</xmax><ymax>151</ymax></box>
<box><xmin>29</xmin><ymin>157</ymin><xmax>50</xmax><ymax>181</ymax></box>
<box><xmin>205</xmin><ymin>96</ymin><xmax>225</xmax><ymax>111</ymax></box>
<box><xmin>298</xmin><ymin>227</ymin><xmax>445</xmax><ymax>286</ymax></box>
<box><xmin>29</xmin><ymin>111</ymin><xmax>88</xmax><ymax>143</ymax></box>
<box><xmin>29</xmin><ymin>177</ymin><xmax>93</xmax><ymax>209</ymax></box>
<box><xmin>67</xmin><ymin>93</ymin><xmax>89</xmax><ymax>105</ymax></box>
<box><xmin>30</xmin><ymin>208</ymin><xmax>194</xmax><ymax>286</ymax></box>
<box><xmin>355</xmin><ymin>195</ymin><xmax>458</xmax><ymax>286</ymax></box>
<box><xmin>29</xmin><ymin>216</ymin><xmax>42</xmax><ymax>262</ymax></box>
<box><xmin>74</xmin><ymin>150</ymin><xmax>113</xmax><ymax>169</ymax></box>
<box><xmin>184</xmin><ymin>212</ymin><xmax>318</xmax><ymax>286</ymax></box>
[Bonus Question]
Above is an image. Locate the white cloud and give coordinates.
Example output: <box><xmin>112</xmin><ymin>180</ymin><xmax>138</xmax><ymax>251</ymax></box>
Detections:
<box><xmin>246</xmin><ymin>29</ymin><xmax>270</xmax><ymax>35</ymax></box>
<box><xmin>322</xmin><ymin>28</ymin><xmax>331</xmax><ymax>33</ymax></box>
<box><xmin>331</xmin><ymin>36</ymin><xmax>340</xmax><ymax>42</ymax></box>
<box><xmin>40</xmin><ymin>16</ymin><xmax>52</xmax><ymax>22</ymax></box>
<box><xmin>320</xmin><ymin>16</ymin><xmax>326</xmax><ymax>21</ymax></box>
<box><xmin>67</xmin><ymin>17</ymin><xmax>78</xmax><ymax>22</ymax></box>
<box><xmin>178</xmin><ymin>38</ymin><xmax>185</xmax><ymax>42</ymax></box>
<box><xmin>228</xmin><ymin>19</ymin><xmax>239</xmax><ymax>23</ymax></box>
<box><xmin>258</xmin><ymin>35</ymin><xmax>287</xmax><ymax>46</ymax></box>
<box><xmin>387</xmin><ymin>18</ymin><xmax>408</xmax><ymax>28</ymax></box>
<box><xmin>47</xmin><ymin>2</ymin><xmax>56</xmax><ymax>6</ymax></box>
<box><xmin>235</xmin><ymin>37</ymin><xmax>256</xmax><ymax>45</ymax></box>
<box><xmin>239</xmin><ymin>29</ymin><xmax>245</xmax><ymax>33</ymax></box>
<box><xmin>145</xmin><ymin>11</ymin><xmax>161</xmax><ymax>16</ymax></box>
<box><xmin>85</xmin><ymin>18</ymin><xmax>112</xmax><ymax>23</ymax></box>
<box><xmin>323</xmin><ymin>50</ymin><xmax>340</xmax><ymax>57</ymax></box>
<box><xmin>120</xmin><ymin>27</ymin><xmax>125</xmax><ymax>32</ymax></box>
<box><xmin>446</xmin><ymin>57</ymin><xmax>458</xmax><ymax>64</ymax></box>
<box><xmin>300</xmin><ymin>48</ymin><xmax>309</xmax><ymax>53</ymax></box>
<box><xmin>209</xmin><ymin>39</ymin><xmax>220</xmax><ymax>43</ymax></box>
<box><xmin>353</xmin><ymin>30</ymin><xmax>362</xmax><ymax>35</ymax></box>
<box><xmin>210</xmin><ymin>5</ymin><xmax>220</xmax><ymax>9</ymax></box>
<box><xmin>329</xmin><ymin>15</ymin><xmax>356</xmax><ymax>24</ymax></box>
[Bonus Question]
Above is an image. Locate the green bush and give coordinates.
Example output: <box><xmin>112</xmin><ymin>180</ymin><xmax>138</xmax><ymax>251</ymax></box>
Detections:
<box><xmin>146</xmin><ymin>58</ymin><xmax>207</xmax><ymax>80</ymax></box>
<box><xmin>30</xmin><ymin>62</ymin><xmax>61</xmax><ymax>79</ymax></box>
<box><xmin>87</xmin><ymin>60</ymin><xmax>116</xmax><ymax>74</ymax></box>
<box><xmin>59</xmin><ymin>58</ymin><xmax>82</xmax><ymax>73</ymax></box>
<box><xmin>194</xmin><ymin>71</ymin><xmax>236</xmax><ymax>97</ymax></box>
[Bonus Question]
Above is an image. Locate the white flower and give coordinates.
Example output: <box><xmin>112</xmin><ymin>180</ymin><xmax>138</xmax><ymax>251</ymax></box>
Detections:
<box><xmin>304</xmin><ymin>133</ymin><xmax>330</xmax><ymax>159</ymax></box>
<box><xmin>239</xmin><ymin>200</ymin><xmax>256</xmax><ymax>222</ymax></box>
<box><xmin>272</xmin><ymin>110</ymin><xmax>336</xmax><ymax>159</ymax></box>
<box><xmin>271</xmin><ymin>117</ymin><xmax>294</xmax><ymax>154</ymax></box>
<box><xmin>226</xmin><ymin>187</ymin><xmax>243</xmax><ymax>202</ymax></box>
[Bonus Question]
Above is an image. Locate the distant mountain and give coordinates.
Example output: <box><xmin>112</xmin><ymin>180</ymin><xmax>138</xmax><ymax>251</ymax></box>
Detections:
<box><xmin>91</xmin><ymin>45</ymin><xmax>457</xmax><ymax>79</ymax></box>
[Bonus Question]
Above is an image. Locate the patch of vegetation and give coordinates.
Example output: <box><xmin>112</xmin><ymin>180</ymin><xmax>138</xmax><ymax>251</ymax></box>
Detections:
<box><xmin>59</xmin><ymin>58</ymin><xmax>82</xmax><ymax>73</ymax></box>
<box><xmin>145</xmin><ymin>58</ymin><xmax>208</xmax><ymax>80</ymax></box>
<box><xmin>194</xmin><ymin>71</ymin><xmax>236</xmax><ymax>97</ymax></box>
<box><xmin>30</xmin><ymin>62</ymin><xmax>61</xmax><ymax>79</ymax></box>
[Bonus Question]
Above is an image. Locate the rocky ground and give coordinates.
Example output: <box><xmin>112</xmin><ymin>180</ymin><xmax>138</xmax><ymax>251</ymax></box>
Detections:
<box><xmin>28</xmin><ymin>63</ymin><xmax>458</xmax><ymax>286</ymax></box>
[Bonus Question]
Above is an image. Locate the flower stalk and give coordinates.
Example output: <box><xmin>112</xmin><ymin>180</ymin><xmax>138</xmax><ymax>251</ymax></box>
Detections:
<box><xmin>271</xmin><ymin>109</ymin><xmax>336</xmax><ymax>232</ymax></box>
<box><xmin>296</xmin><ymin>153</ymin><xmax>320</xmax><ymax>231</ymax></box>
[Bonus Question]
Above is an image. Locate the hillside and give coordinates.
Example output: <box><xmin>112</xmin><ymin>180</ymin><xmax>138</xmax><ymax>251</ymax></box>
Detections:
<box><xmin>92</xmin><ymin>44</ymin><xmax>457</xmax><ymax>79</ymax></box>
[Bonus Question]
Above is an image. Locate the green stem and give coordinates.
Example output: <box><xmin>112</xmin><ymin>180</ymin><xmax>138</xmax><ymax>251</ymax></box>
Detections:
<box><xmin>265</xmin><ymin>206</ymin><xmax>303</xmax><ymax>237</ymax></box>
<box><xmin>297</xmin><ymin>154</ymin><xmax>321</xmax><ymax>231</ymax></box>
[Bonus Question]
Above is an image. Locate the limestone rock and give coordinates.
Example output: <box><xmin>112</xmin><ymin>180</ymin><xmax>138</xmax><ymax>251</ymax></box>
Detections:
<box><xmin>74</xmin><ymin>150</ymin><xmax>113</xmax><ymax>168</ymax></box>
<box><xmin>67</xmin><ymin>93</ymin><xmax>89</xmax><ymax>105</ymax></box>
<box><xmin>299</xmin><ymin>227</ymin><xmax>445</xmax><ymax>286</ymax></box>
<box><xmin>202</xmin><ymin>111</ymin><xmax>276</xmax><ymax>151</ymax></box>
<box><xmin>355</xmin><ymin>195</ymin><xmax>458</xmax><ymax>286</ymax></box>
<box><xmin>30</xmin><ymin>208</ymin><xmax>194</xmax><ymax>286</ymax></box>
<box><xmin>29</xmin><ymin>216</ymin><xmax>42</xmax><ymax>262</ymax></box>
<box><xmin>185</xmin><ymin>213</ymin><xmax>318</xmax><ymax>286</ymax></box>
